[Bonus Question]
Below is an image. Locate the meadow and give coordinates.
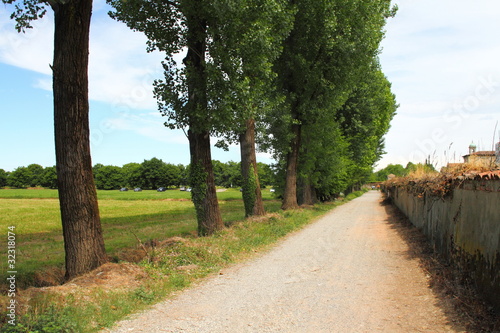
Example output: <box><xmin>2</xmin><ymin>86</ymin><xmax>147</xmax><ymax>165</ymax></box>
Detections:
<box><xmin>0</xmin><ymin>188</ymin><xmax>279</xmax><ymax>288</ymax></box>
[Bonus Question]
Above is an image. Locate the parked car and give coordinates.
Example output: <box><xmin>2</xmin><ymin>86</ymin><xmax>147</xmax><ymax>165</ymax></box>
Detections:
<box><xmin>120</xmin><ymin>187</ymin><xmax>128</xmax><ymax>191</ymax></box>
<box><xmin>180</xmin><ymin>187</ymin><xmax>186</xmax><ymax>191</ymax></box>
<box><xmin>270</xmin><ymin>188</ymin><xmax>276</xmax><ymax>193</ymax></box>
<box><xmin>157</xmin><ymin>187</ymin><xmax>166</xmax><ymax>192</ymax></box>
<box><xmin>134</xmin><ymin>188</ymin><xmax>142</xmax><ymax>192</ymax></box>
<box><xmin>186</xmin><ymin>187</ymin><xmax>192</xmax><ymax>192</ymax></box>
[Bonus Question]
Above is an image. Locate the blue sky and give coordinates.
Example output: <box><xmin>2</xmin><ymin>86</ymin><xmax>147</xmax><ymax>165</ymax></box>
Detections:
<box><xmin>1</xmin><ymin>0</ymin><xmax>499</xmax><ymax>172</ymax></box>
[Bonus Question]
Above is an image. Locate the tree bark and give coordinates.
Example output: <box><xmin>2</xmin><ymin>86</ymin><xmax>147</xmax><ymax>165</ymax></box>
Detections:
<box><xmin>239</xmin><ymin>118</ymin><xmax>265</xmax><ymax>217</ymax></box>
<box><xmin>298</xmin><ymin>176</ymin><xmax>317</xmax><ymax>206</ymax></box>
<box><xmin>53</xmin><ymin>0</ymin><xmax>107</xmax><ymax>280</ymax></box>
<box><xmin>281</xmin><ymin>122</ymin><xmax>301</xmax><ymax>210</ymax></box>
<box><xmin>184</xmin><ymin>2</ymin><xmax>223</xmax><ymax>236</ymax></box>
<box><xmin>188</xmin><ymin>130</ymin><xmax>224</xmax><ymax>236</ymax></box>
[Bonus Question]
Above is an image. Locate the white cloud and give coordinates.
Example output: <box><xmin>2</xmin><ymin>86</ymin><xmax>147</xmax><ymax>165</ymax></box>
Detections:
<box><xmin>104</xmin><ymin>112</ymin><xmax>188</xmax><ymax>145</ymax></box>
<box><xmin>0</xmin><ymin>2</ymin><xmax>166</xmax><ymax>110</ymax></box>
<box><xmin>88</xmin><ymin>14</ymin><xmax>166</xmax><ymax>110</ymax></box>
<box><xmin>0</xmin><ymin>8</ymin><xmax>53</xmax><ymax>75</ymax></box>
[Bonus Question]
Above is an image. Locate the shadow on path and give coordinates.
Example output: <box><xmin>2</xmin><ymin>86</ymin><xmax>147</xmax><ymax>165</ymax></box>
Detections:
<box><xmin>379</xmin><ymin>196</ymin><xmax>500</xmax><ymax>333</ymax></box>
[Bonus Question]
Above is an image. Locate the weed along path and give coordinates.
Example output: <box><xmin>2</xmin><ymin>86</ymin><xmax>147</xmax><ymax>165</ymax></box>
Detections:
<box><xmin>107</xmin><ymin>191</ymin><xmax>463</xmax><ymax>333</ymax></box>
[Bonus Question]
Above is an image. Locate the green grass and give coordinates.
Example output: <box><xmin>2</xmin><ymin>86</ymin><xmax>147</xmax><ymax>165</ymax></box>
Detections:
<box><xmin>0</xmin><ymin>188</ymin><xmax>364</xmax><ymax>332</ymax></box>
<box><xmin>0</xmin><ymin>188</ymin><xmax>275</xmax><ymax>201</ymax></box>
<box><xmin>0</xmin><ymin>188</ymin><xmax>278</xmax><ymax>288</ymax></box>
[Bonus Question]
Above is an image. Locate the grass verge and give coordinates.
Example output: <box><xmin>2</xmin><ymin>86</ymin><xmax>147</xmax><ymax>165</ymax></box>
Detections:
<box><xmin>1</xmin><ymin>190</ymin><xmax>366</xmax><ymax>332</ymax></box>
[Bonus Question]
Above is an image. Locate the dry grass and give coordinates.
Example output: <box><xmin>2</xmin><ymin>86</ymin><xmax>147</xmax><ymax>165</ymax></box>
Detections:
<box><xmin>385</xmin><ymin>160</ymin><xmax>499</xmax><ymax>200</ymax></box>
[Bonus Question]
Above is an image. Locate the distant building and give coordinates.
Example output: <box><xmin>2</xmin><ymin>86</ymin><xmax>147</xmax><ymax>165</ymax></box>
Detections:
<box><xmin>462</xmin><ymin>142</ymin><xmax>495</xmax><ymax>168</ymax></box>
<box><xmin>442</xmin><ymin>142</ymin><xmax>498</xmax><ymax>173</ymax></box>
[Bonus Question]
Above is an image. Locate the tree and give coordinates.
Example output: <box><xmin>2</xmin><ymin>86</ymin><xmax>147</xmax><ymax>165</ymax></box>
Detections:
<box><xmin>0</xmin><ymin>169</ymin><xmax>8</xmax><ymax>188</ymax></box>
<box><xmin>7</xmin><ymin>166</ymin><xmax>30</xmax><ymax>188</ymax></box>
<box><xmin>207</xmin><ymin>0</ymin><xmax>292</xmax><ymax>217</ymax></box>
<box><xmin>141</xmin><ymin>158</ymin><xmax>168</xmax><ymax>189</ymax></box>
<box><xmin>256</xmin><ymin>162</ymin><xmax>275</xmax><ymax>188</ymax></box>
<box><xmin>122</xmin><ymin>162</ymin><xmax>143</xmax><ymax>188</ymax></box>
<box><xmin>271</xmin><ymin>0</ymin><xmax>395</xmax><ymax>209</ymax></box>
<box><xmin>94</xmin><ymin>165</ymin><xmax>125</xmax><ymax>190</ymax></box>
<box><xmin>163</xmin><ymin>163</ymin><xmax>182</xmax><ymax>187</ymax></box>
<box><xmin>41</xmin><ymin>166</ymin><xmax>58</xmax><ymax>189</ymax></box>
<box><xmin>109</xmin><ymin>0</ymin><xmax>225</xmax><ymax>235</ymax></box>
<box><xmin>3</xmin><ymin>0</ymin><xmax>107</xmax><ymax>279</ymax></box>
<box><xmin>27</xmin><ymin>163</ymin><xmax>44</xmax><ymax>187</ymax></box>
<box><xmin>335</xmin><ymin>61</ymin><xmax>398</xmax><ymax>192</ymax></box>
<box><xmin>372</xmin><ymin>164</ymin><xmax>407</xmax><ymax>181</ymax></box>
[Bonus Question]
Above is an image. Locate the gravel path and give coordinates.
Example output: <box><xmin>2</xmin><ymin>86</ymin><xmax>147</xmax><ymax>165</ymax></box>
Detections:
<box><xmin>107</xmin><ymin>191</ymin><xmax>462</xmax><ymax>332</ymax></box>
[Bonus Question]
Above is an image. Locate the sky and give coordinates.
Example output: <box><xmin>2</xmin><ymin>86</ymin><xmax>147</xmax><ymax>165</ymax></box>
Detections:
<box><xmin>1</xmin><ymin>0</ymin><xmax>499</xmax><ymax>172</ymax></box>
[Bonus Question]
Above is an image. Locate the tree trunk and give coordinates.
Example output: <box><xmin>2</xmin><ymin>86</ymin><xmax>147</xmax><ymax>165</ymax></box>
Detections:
<box><xmin>239</xmin><ymin>118</ymin><xmax>265</xmax><ymax>217</ymax></box>
<box><xmin>298</xmin><ymin>176</ymin><xmax>317</xmax><ymax>206</ymax></box>
<box><xmin>184</xmin><ymin>2</ymin><xmax>223</xmax><ymax>236</ymax></box>
<box><xmin>281</xmin><ymin>123</ymin><xmax>301</xmax><ymax>210</ymax></box>
<box><xmin>53</xmin><ymin>0</ymin><xmax>107</xmax><ymax>280</ymax></box>
<box><xmin>188</xmin><ymin>130</ymin><xmax>224</xmax><ymax>236</ymax></box>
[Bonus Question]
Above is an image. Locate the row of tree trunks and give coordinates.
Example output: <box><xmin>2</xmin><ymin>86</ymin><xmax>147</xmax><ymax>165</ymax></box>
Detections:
<box><xmin>52</xmin><ymin>0</ymin><xmax>108</xmax><ymax>280</ymax></box>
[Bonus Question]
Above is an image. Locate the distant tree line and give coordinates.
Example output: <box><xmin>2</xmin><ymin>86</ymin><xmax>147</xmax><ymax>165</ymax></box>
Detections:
<box><xmin>0</xmin><ymin>158</ymin><xmax>276</xmax><ymax>190</ymax></box>
<box><xmin>370</xmin><ymin>162</ymin><xmax>436</xmax><ymax>182</ymax></box>
<box><xmin>0</xmin><ymin>164</ymin><xmax>57</xmax><ymax>189</ymax></box>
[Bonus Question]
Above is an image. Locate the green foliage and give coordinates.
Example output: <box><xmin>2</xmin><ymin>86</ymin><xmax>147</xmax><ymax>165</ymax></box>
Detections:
<box><xmin>26</xmin><ymin>164</ymin><xmax>44</xmax><ymax>187</ymax></box>
<box><xmin>0</xmin><ymin>169</ymin><xmax>8</xmax><ymax>187</ymax></box>
<box><xmin>267</xmin><ymin>0</ymin><xmax>397</xmax><ymax>203</ymax></box>
<box><xmin>93</xmin><ymin>165</ymin><xmax>125</xmax><ymax>190</ymax></box>
<box><xmin>212</xmin><ymin>160</ymin><xmax>242</xmax><ymax>188</ymax></box>
<box><xmin>138</xmin><ymin>158</ymin><xmax>183</xmax><ymax>189</ymax></box>
<box><xmin>336</xmin><ymin>61</ymin><xmax>398</xmax><ymax>189</ymax></box>
<box><xmin>121</xmin><ymin>162</ymin><xmax>142</xmax><ymax>188</ymax></box>
<box><xmin>141</xmin><ymin>158</ymin><xmax>166</xmax><ymax>190</ymax></box>
<box><xmin>7</xmin><ymin>166</ymin><xmax>30</xmax><ymax>188</ymax></box>
<box><xmin>189</xmin><ymin>161</ymin><xmax>208</xmax><ymax>227</ymax></box>
<box><xmin>1</xmin><ymin>0</ymin><xmax>49</xmax><ymax>33</ymax></box>
<box><xmin>5</xmin><ymin>165</ymin><xmax>58</xmax><ymax>188</ymax></box>
<box><xmin>2</xmin><ymin>305</ymin><xmax>77</xmax><ymax>333</ymax></box>
<box><xmin>40</xmin><ymin>166</ymin><xmax>57</xmax><ymax>189</ymax></box>
<box><xmin>372</xmin><ymin>164</ymin><xmax>408</xmax><ymax>181</ymax></box>
<box><xmin>256</xmin><ymin>162</ymin><xmax>275</xmax><ymax>187</ymax></box>
<box><xmin>3</xmin><ymin>160</ymin><xmax>275</xmax><ymax>191</ymax></box>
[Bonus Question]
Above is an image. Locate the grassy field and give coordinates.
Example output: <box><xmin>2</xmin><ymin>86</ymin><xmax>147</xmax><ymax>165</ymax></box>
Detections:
<box><xmin>0</xmin><ymin>188</ymin><xmax>253</xmax><ymax>200</ymax></box>
<box><xmin>0</xmin><ymin>188</ymin><xmax>279</xmax><ymax>288</ymax></box>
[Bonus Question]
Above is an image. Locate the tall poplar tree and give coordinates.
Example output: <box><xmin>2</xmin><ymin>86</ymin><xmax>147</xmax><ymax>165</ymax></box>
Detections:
<box><xmin>272</xmin><ymin>0</ymin><xmax>395</xmax><ymax>209</ymax></box>
<box><xmin>108</xmin><ymin>0</ymin><xmax>225</xmax><ymax>235</ymax></box>
<box><xmin>208</xmin><ymin>0</ymin><xmax>292</xmax><ymax>217</ymax></box>
<box><xmin>3</xmin><ymin>0</ymin><xmax>108</xmax><ymax>279</ymax></box>
<box><xmin>108</xmin><ymin>0</ymin><xmax>292</xmax><ymax>227</ymax></box>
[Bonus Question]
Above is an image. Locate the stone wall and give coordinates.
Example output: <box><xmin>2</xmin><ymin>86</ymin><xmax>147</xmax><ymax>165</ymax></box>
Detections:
<box><xmin>385</xmin><ymin>178</ymin><xmax>500</xmax><ymax>311</ymax></box>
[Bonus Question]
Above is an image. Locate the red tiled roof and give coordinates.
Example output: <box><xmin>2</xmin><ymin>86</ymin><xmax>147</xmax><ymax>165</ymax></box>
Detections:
<box><xmin>472</xmin><ymin>151</ymin><xmax>495</xmax><ymax>156</ymax></box>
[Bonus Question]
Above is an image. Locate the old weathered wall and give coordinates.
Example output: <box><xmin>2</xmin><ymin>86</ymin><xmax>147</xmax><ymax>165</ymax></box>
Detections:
<box><xmin>386</xmin><ymin>179</ymin><xmax>500</xmax><ymax>311</ymax></box>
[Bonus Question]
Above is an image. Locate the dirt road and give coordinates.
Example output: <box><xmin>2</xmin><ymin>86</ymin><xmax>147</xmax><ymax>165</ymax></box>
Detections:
<box><xmin>108</xmin><ymin>191</ymin><xmax>464</xmax><ymax>332</ymax></box>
